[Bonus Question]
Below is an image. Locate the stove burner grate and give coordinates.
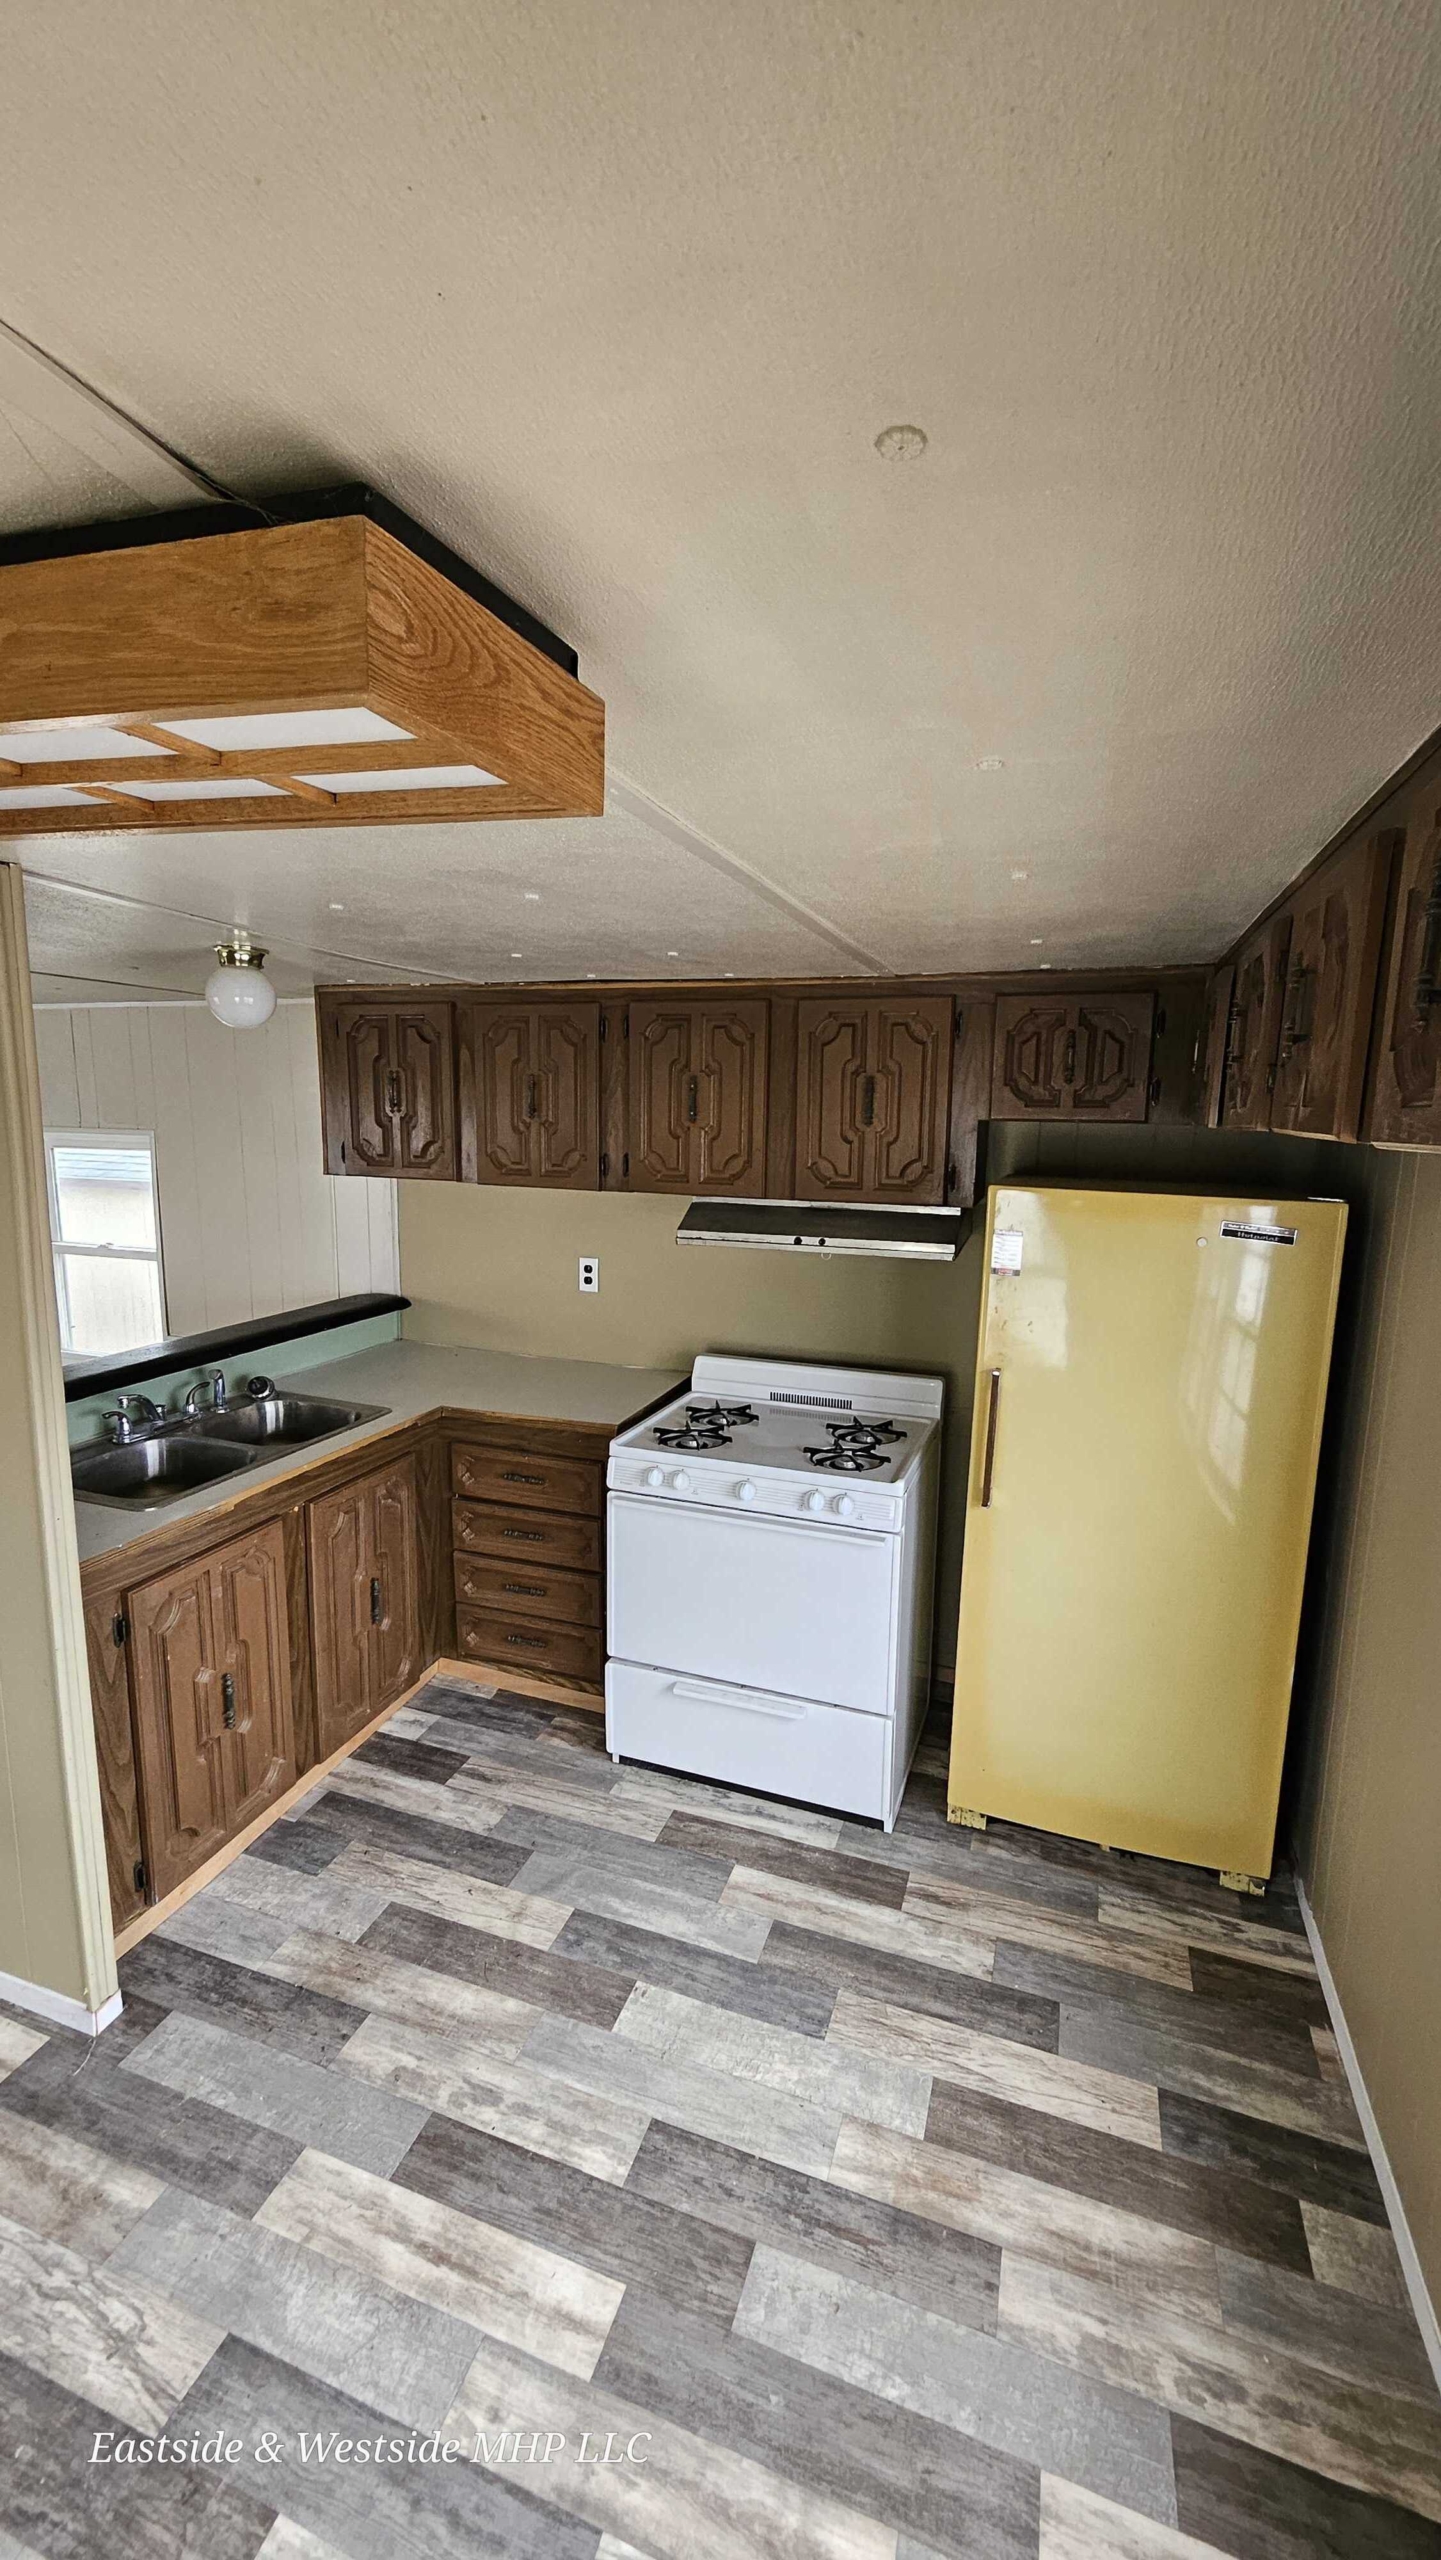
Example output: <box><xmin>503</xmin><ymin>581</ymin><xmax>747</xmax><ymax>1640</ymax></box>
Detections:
<box><xmin>826</xmin><ymin>1417</ymin><xmax>907</xmax><ymax>1447</ymax></box>
<box><xmin>686</xmin><ymin>1400</ymin><xmax>759</xmax><ymax>1427</ymax></box>
<box><xmin>655</xmin><ymin>1422</ymin><xmax>730</xmax><ymax>1451</ymax></box>
<box><xmin>804</xmin><ymin>1444</ymin><xmax>887</xmax><ymax>1473</ymax></box>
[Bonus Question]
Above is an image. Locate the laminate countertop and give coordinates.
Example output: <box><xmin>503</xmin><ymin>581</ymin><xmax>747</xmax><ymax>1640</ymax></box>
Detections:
<box><xmin>72</xmin><ymin>1339</ymin><xmax>686</xmax><ymax>1568</ymax></box>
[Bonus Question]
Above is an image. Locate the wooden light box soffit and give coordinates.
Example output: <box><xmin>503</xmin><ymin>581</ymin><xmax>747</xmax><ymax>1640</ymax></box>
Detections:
<box><xmin>0</xmin><ymin>491</ymin><xmax>603</xmax><ymax>836</ymax></box>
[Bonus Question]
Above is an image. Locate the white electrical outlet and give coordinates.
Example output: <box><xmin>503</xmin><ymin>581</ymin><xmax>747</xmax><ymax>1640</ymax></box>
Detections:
<box><xmin>578</xmin><ymin>1256</ymin><xmax>600</xmax><ymax>1294</ymax></box>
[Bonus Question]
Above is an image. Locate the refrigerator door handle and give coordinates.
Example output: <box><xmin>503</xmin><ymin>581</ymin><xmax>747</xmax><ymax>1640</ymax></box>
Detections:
<box><xmin>980</xmin><ymin>1367</ymin><xmax>1002</xmax><ymax>1506</ymax></box>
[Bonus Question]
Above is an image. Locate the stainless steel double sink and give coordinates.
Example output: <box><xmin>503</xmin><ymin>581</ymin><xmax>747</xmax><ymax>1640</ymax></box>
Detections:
<box><xmin>71</xmin><ymin>1393</ymin><xmax>390</xmax><ymax>1511</ymax></box>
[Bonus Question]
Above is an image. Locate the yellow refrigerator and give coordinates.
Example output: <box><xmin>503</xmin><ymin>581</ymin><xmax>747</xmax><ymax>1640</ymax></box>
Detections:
<box><xmin>948</xmin><ymin>1185</ymin><xmax>1346</xmax><ymax>1889</ymax></box>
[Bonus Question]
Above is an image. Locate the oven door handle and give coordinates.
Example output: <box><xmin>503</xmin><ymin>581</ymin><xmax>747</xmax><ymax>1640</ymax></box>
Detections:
<box><xmin>670</xmin><ymin>1677</ymin><xmax>810</xmax><ymax>1721</ymax></box>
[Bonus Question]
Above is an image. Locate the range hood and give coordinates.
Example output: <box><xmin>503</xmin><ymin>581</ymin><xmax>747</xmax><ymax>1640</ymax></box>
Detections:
<box><xmin>0</xmin><ymin>485</ymin><xmax>603</xmax><ymax>840</ymax></box>
<box><xmin>676</xmin><ymin>1199</ymin><xmax>971</xmax><ymax>1260</ymax></box>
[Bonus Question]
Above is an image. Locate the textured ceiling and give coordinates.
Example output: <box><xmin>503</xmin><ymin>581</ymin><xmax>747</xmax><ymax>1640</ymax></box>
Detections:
<box><xmin>4</xmin><ymin>0</ymin><xmax>1441</xmax><ymax>986</ymax></box>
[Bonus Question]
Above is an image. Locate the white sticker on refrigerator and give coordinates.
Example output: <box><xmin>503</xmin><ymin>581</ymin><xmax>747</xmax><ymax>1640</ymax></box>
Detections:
<box><xmin>991</xmin><ymin>1228</ymin><xmax>1025</xmax><ymax>1272</ymax></box>
<box><xmin>1220</xmin><ymin>1221</ymin><xmax>1298</xmax><ymax>1246</ymax></box>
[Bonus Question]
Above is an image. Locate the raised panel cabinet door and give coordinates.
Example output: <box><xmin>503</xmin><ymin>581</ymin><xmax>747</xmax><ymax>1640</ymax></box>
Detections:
<box><xmin>462</xmin><ymin>1003</ymin><xmax>535</xmax><ymax>1181</ymax></box>
<box><xmin>320</xmin><ymin>1001</ymin><xmax>401</xmax><ymax>1176</ymax></box>
<box><xmin>1200</xmin><ymin>964</ymin><xmax>1236</xmax><ymax>1127</ymax></box>
<box><xmin>369</xmin><ymin>1455</ymin><xmax>422</xmax><ymax>1712</ymax></box>
<box><xmin>991</xmin><ymin>998</ymin><xmax>1070</xmax><ymax>1117</ymax></box>
<box><xmin>535</xmin><ymin>1002</ymin><xmax>602</xmax><ymax>1185</ymax></box>
<box><xmin>1068</xmin><ymin>993</ymin><xmax>1154</xmax><ymax>1120</ymax></box>
<box><xmin>1366</xmin><ymin>813</ymin><xmax>1441</xmax><ymax>1146</ymax></box>
<box><xmin>1222</xmin><ymin>913</ymin><xmax>1292</xmax><ymax>1130</ymax></box>
<box><xmin>212</xmin><ymin>1521</ymin><xmax>296</xmax><ymax>1836</ymax></box>
<box><xmin>307</xmin><ymin>1475</ymin><xmax>376</xmax><ymax>1758</ymax></box>
<box><xmin>794</xmin><ymin>1003</ymin><xmax>868</xmax><ymax>1196</ymax></box>
<box><xmin>392</xmin><ymin>1002</ymin><xmax>458</xmax><ymax>1177</ymax></box>
<box><xmin>127</xmin><ymin>1559</ymin><xmax>232</xmax><ymax>1900</ymax></box>
<box><xmin>871</xmin><ymin>995</ymin><xmax>954</xmax><ymax>1196</ymax></box>
<box><xmin>627</xmin><ymin>1002</ymin><xmax>694</xmax><ymax>1191</ymax></box>
<box><xmin>1272</xmin><ymin>832</ymin><xmax>1395</xmax><ymax>1140</ymax></box>
<box><xmin>626</xmin><ymin>1000</ymin><xmax>770</xmax><ymax>1194</ymax></box>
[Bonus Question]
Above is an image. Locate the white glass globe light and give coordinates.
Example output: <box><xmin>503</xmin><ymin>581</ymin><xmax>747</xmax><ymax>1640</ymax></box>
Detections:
<box><xmin>205</xmin><ymin>938</ymin><xmax>277</xmax><ymax>1030</ymax></box>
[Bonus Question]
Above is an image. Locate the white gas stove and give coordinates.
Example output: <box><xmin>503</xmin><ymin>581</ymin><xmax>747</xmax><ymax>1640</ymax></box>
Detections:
<box><xmin>605</xmin><ymin>1354</ymin><xmax>944</xmax><ymax>1829</ymax></box>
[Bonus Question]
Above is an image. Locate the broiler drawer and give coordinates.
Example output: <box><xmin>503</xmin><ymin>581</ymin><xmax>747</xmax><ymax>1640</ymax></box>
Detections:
<box><xmin>453</xmin><ymin>1499</ymin><xmax>602</xmax><ymax>1572</ymax></box>
<box><xmin>452</xmin><ymin>1443</ymin><xmax>602</xmax><ymax>1516</ymax></box>
<box><xmin>454</xmin><ymin>1554</ymin><xmax>601</xmax><ymax>1628</ymax></box>
<box><xmin>456</xmin><ymin>1605</ymin><xmax>603</xmax><ymax>1683</ymax></box>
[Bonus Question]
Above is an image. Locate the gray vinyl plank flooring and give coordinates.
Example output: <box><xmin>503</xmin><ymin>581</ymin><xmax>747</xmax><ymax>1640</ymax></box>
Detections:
<box><xmin>2</xmin><ymin>1668</ymin><xmax>1433</xmax><ymax>2560</ymax></box>
<box><xmin>108</xmin><ymin>2185</ymin><xmax>479</xmax><ymax>2428</ymax></box>
<box><xmin>119</xmin><ymin>2010</ymin><xmax>429</xmax><ymax>2174</ymax></box>
<box><xmin>735</xmin><ymin>2243</ymin><xmax>1180</xmax><ymax>2524</ymax></box>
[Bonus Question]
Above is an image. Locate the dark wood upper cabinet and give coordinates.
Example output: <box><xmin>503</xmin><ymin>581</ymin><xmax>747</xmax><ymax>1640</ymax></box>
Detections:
<box><xmin>1199</xmin><ymin>965</ymin><xmax>1235</xmax><ymax>1128</ymax></box>
<box><xmin>127</xmin><ymin>1520</ymin><xmax>294</xmax><ymax>1901</ymax></box>
<box><xmin>1366</xmin><ymin>811</ymin><xmax>1441</xmax><ymax>1147</ymax></box>
<box><xmin>991</xmin><ymin>992</ymin><xmax>1155</xmax><ymax>1122</ymax></box>
<box><xmin>459</xmin><ymin>998</ymin><xmax>601</xmax><ymax>1188</ymax></box>
<box><xmin>309</xmin><ymin>1453</ymin><xmax>420</xmax><ymax>1758</ymax></box>
<box><xmin>626</xmin><ymin>998</ymin><xmax>769</xmax><ymax>1194</ymax></box>
<box><xmin>319</xmin><ymin>996</ymin><xmax>457</xmax><ymax>1179</ymax></box>
<box><xmin>1221</xmin><ymin>913</ymin><xmax>1292</xmax><ymax>1131</ymax></box>
<box><xmin>1270</xmin><ymin>832</ymin><xmax>1395</xmax><ymax>1141</ymax></box>
<box><xmin>795</xmin><ymin>996</ymin><xmax>954</xmax><ymax>1202</ymax></box>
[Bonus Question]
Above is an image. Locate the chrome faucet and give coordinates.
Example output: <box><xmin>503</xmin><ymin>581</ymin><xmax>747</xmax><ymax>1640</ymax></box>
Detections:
<box><xmin>182</xmin><ymin>1371</ymin><xmax>228</xmax><ymax>1420</ymax></box>
<box><xmin>107</xmin><ymin>1393</ymin><xmax>161</xmax><ymax>1444</ymax></box>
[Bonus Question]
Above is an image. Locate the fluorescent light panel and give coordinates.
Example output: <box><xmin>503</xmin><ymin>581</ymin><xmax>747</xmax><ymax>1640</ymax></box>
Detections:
<box><xmin>299</xmin><ymin>763</ymin><xmax>504</xmax><ymax>792</ymax></box>
<box><xmin>0</xmin><ymin>727</ymin><xmax>169</xmax><ymax>761</ymax></box>
<box><xmin>164</xmin><ymin>708</ymin><xmax>414</xmax><ymax>751</ymax></box>
<box><xmin>0</xmin><ymin>784</ymin><xmax>104</xmax><ymax>808</ymax></box>
<box><xmin>104</xmin><ymin>777</ymin><xmax>288</xmax><ymax>801</ymax></box>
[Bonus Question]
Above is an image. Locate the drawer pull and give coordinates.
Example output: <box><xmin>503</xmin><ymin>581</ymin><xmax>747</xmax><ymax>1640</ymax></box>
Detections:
<box><xmin>506</xmin><ymin>1631</ymin><xmax>547</xmax><ymax>1648</ymax></box>
<box><xmin>502</xmin><ymin>1581</ymin><xmax>546</xmax><ymax>1597</ymax></box>
<box><xmin>501</xmin><ymin>1469</ymin><xmax>545</xmax><ymax>1485</ymax></box>
<box><xmin>499</xmin><ymin>1526</ymin><xmax>544</xmax><ymax>1543</ymax></box>
<box><xmin>220</xmin><ymin>1671</ymin><xmax>237</xmax><ymax>1729</ymax></box>
<box><xmin>671</xmin><ymin>1676</ymin><xmax>807</xmax><ymax>1722</ymax></box>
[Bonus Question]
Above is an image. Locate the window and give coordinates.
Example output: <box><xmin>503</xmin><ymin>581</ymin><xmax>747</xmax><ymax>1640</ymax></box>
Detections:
<box><xmin>44</xmin><ymin>1131</ymin><xmax>167</xmax><ymax>1357</ymax></box>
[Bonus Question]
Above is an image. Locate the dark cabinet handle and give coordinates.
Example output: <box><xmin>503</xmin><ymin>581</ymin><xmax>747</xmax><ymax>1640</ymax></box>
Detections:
<box><xmin>1063</xmin><ymin>1030</ymin><xmax>1078</xmax><ymax>1085</ymax></box>
<box><xmin>1279</xmin><ymin>959</ymin><xmax>1315</xmax><ymax>1060</ymax></box>
<box><xmin>220</xmin><ymin>1672</ymin><xmax>237</xmax><ymax>1730</ymax></box>
<box><xmin>501</xmin><ymin>1469</ymin><xmax>545</xmax><ymax>1485</ymax></box>
<box><xmin>384</xmin><ymin>1070</ymin><xmax>403</xmax><ymax>1116</ymax></box>
<box><xmin>980</xmin><ymin>1369</ymin><xmax>1002</xmax><ymax>1508</ymax></box>
<box><xmin>499</xmin><ymin>1525</ymin><xmax>543</xmax><ymax>1542</ymax></box>
<box><xmin>859</xmin><ymin>1074</ymin><xmax>877</xmax><ymax>1129</ymax></box>
<box><xmin>685</xmin><ymin>1073</ymin><xmax>700</xmax><ymax>1123</ymax></box>
<box><xmin>370</xmin><ymin>1576</ymin><xmax>383</xmax><ymax>1624</ymax></box>
<box><xmin>506</xmin><ymin>1631</ymin><xmax>546</xmax><ymax>1648</ymax></box>
<box><xmin>524</xmin><ymin>1074</ymin><xmax>541</xmax><ymax>1121</ymax></box>
<box><xmin>502</xmin><ymin>1581</ymin><xmax>547</xmax><ymax>1597</ymax></box>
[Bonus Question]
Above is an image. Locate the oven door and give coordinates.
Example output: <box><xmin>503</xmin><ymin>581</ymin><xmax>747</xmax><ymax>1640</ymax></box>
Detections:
<box><xmin>607</xmin><ymin>1491</ymin><xmax>900</xmax><ymax>1714</ymax></box>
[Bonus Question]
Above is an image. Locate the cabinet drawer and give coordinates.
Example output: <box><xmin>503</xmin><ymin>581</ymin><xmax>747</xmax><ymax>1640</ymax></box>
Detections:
<box><xmin>453</xmin><ymin>1499</ymin><xmax>602</xmax><ymax>1571</ymax></box>
<box><xmin>456</xmin><ymin>1606</ymin><xmax>603</xmax><ymax>1684</ymax></box>
<box><xmin>454</xmin><ymin>1554</ymin><xmax>601</xmax><ymax>1628</ymax></box>
<box><xmin>452</xmin><ymin>1443</ymin><xmax>602</xmax><ymax>1516</ymax></box>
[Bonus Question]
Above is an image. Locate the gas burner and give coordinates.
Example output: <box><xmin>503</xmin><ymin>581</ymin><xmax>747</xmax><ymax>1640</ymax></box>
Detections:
<box><xmin>656</xmin><ymin>1422</ymin><xmax>730</xmax><ymax>1452</ymax></box>
<box><xmin>804</xmin><ymin>1444</ymin><xmax>887</xmax><ymax>1473</ymax></box>
<box><xmin>686</xmin><ymin>1400</ymin><xmax>759</xmax><ymax>1427</ymax></box>
<box><xmin>826</xmin><ymin>1417</ymin><xmax>907</xmax><ymax>1447</ymax></box>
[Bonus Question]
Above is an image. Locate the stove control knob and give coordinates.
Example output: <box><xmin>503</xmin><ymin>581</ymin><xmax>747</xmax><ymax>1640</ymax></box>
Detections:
<box><xmin>736</xmin><ymin>1479</ymin><xmax>757</xmax><ymax>1504</ymax></box>
<box><xmin>804</xmin><ymin>1489</ymin><xmax>826</xmax><ymax>1514</ymax></box>
<box><xmin>672</xmin><ymin>1470</ymin><xmax>692</xmax><ymax>1493</ymax></box>
<box><xmin>834</xmin><ymin>1493</ymin><xmax>857</xmax><ymax>1519</ymax></box>
<box><xmin>644</xmin><ymin>1465</ymin><xmax>665</xmax><ymax>1487</ymax></box>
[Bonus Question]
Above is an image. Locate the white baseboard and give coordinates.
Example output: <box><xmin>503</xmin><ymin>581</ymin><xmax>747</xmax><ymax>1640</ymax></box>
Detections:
<box><xmin>0</xmin><ymin>1968</ymin><xmax>122</xmax><ymax>2038</ymax></box>
<box><xmin>1297</xmin><ymin>1881</ymin><xmax>1441</xmax><ymax>2392</ymax></box>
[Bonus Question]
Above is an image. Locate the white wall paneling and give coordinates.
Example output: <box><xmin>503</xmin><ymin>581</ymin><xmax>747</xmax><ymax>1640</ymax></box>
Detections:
<box><xmin>33</xmin><ymin>1000</ymin><xmax>399</xmax><ymax>1337</ymax></box>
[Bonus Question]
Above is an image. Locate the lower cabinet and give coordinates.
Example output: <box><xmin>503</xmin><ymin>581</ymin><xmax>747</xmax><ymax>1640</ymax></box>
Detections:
<box><xmin>127</xmin><ymin>1520</ymin><xmax>296</xmax><ymax>1903</ymax></box>
<box><xmin>450</xmin><ymin>1430</ymin><xmax>607</xmax><ymax>1688</ymax></box>
<box><xmin>309</xmin><ymin>1453</ymin><xmax>422</xmax><ymax>1758</ymax></box>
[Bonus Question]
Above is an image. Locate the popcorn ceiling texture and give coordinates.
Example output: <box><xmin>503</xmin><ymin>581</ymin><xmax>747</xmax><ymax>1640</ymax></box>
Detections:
<box><xmin>3</xmin><ymin>0</ymin><xmax>1441</xmax><ymax>979</ymax></box>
